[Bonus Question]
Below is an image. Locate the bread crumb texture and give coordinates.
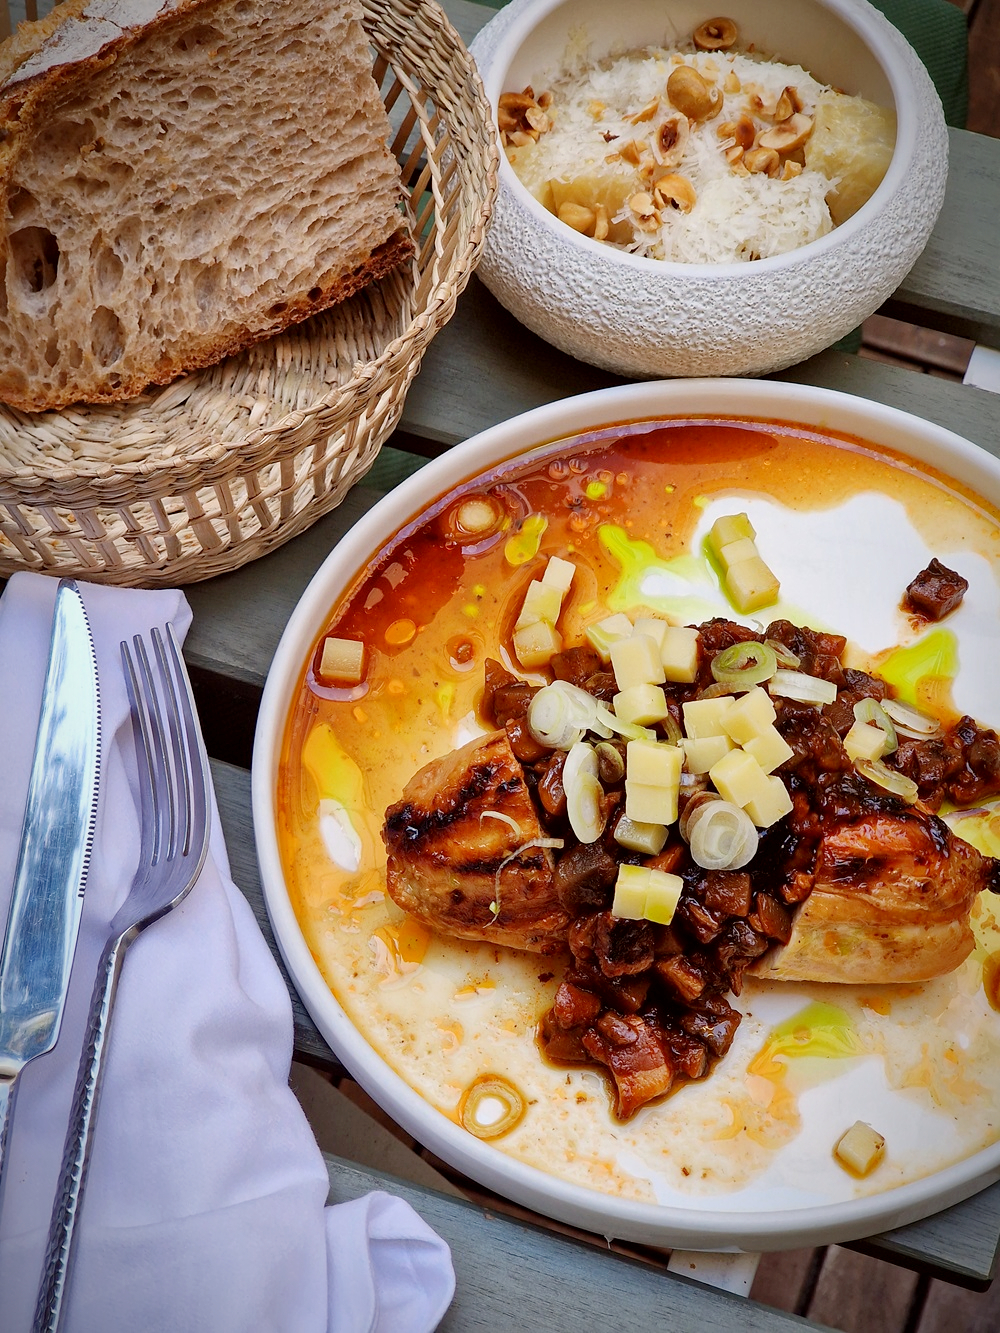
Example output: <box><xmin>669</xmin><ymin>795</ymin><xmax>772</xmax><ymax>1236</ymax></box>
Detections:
<box><xmin>0</xmin><ymin>0</ymin><xmax>412</xmax><ymax>411</ymax></box>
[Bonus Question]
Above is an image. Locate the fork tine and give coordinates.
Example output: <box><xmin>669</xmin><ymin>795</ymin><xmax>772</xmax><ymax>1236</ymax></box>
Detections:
<box><xmin>120</xmin><ymin>636</ymin><xmax>160</xmax><ymax>861</ymax></box>
<box><xmin>153</xmin><ymin>627</ymin><xmax>190</xmax><ymax>860</ymax></box>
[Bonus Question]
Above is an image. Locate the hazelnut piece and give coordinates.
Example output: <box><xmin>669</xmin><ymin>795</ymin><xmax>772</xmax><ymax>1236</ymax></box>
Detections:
<box><xmin>693</xmin><ymin>17</ymin><xmax>738</xmax><ymax>50</ymax></box>
<box><xmin>757</xmin><ymin>112</ymin><xmax>814</xmax><ymax>153</ymax></box>
<box><xmin>666</xmin><ymin>65</ymin><xmax>723</xmax><ymax>121</ymax></box>
<box><xmin>652</xmin><ymin>173</ymin><xmax>697</xmax><ymax>212</ymax></box>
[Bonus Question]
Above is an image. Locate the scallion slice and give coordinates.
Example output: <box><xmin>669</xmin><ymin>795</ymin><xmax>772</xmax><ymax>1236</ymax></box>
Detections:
<box><xmin>710</xmin><ymin>640</ymin><xmax>778</xmax><ymax>689</ymax></box>
<box><xmin>769</xmin><ymin>669</ymin><xmax>838</xmax><ymax>706</ymax></box>
<box><xmin>856</xmin><ymin>758</ymin><xmax>919</xmax><ymax>804</ymax></box>
<box><xmin>853</xmin><ymin>698</ymin><xmax>897</xmax><ymax>754</ymax></box>
<box><xmin>881</xmin><ymin>697</ymin><xmax>941</xmax><ymax>739</ymax></box>
<box><xmin>684</xmin><ymin>797</ymin><xmax>759</xmax><ymax>869</ymax></box>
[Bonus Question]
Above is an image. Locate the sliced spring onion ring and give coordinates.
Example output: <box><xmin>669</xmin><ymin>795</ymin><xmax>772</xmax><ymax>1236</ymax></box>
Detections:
<box><xmin>595</xmin><ymin>741</ymin><xmax>625</xmax><ymax>784</ymax></box>
<box><xmin>695</xmin><ymin>681</ymin><xmax>738</xmax><ymax>701</ymax></box>
<box><xmin>764</xmin><ymin>638</ymin><xmax>801</xmax><ymax>669</ymax></box>
<box><xmin>563</xmin><ymin>741</ymin><xmax>606</xmax><ymax>843</ymax></box>
<box><xmin>678</xmin><ymin>789</ymin><xmax>719</xmax><ymax>842</ymax></box>
<box><xmin>853</xmin><ymin>698</ymin><xmax>897</xmax><ymax>754</ymax></box>
<box><xmin>856</xmin><ymin>758</ymin><xmax>919</xmax><ymax>804</ymax></box>
<box><xmin>768</xmin><ymin>669</ymin><xmax>838</xmax><ymax>706</ymax></box>
<box><xmin>480</xmin><ymin>809</ymin><xmax>522</xmax><ymax>836</ymax></box>
<box><xmin>527</xmin><ymin>680</ymin><xmax>599</xmax><ymax>748</ymax></box>
<box><xmin>710</xmin><ymin>640</ymin><xmax>778</xmax><ymax>689</ymax></box>
<box><xmin>594</xmin><ymin>701</ymin><xmax>655</xmax><ymax>742</ymax></box>
<box><xmin>459</xmin><ymin>1074</ymin><xmax>527</xmax><ymax>1140</ymax></box>
<box><xmin>684</xmin><ymin>798</ymin><xmax>759</xmax><ymax>869</ymax></box>
<box><xmin>491</xmin><ymin>836</ymin><xmax>565</xmax><ymax>916</ymax></box>
<box><xmin>660</xmin><ymin>710</ymin><xmax>683</xmax><ymax>746</ymax></box>
<box><xmin>882</xmin><ymin>697</ymin><xmax>942</xmax><ymax>739</ymax></box>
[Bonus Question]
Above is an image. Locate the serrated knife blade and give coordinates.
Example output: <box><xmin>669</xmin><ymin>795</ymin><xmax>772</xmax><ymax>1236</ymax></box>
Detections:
<box><xmin>0</xmin><ymin>579</ymin><xmax>101</xmax><ymax>1181</ymax></box>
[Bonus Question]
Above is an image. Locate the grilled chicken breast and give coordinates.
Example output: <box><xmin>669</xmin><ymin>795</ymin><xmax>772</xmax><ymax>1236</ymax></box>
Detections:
<box><xmin>751</xmin><ymin>806</ymin><xmax>987</xmax><ymax>983</ymax></box>
<box><xmin>383</xmin><ymin>730</ymin><xmax>571</xmax><ymax>954</ymax></box>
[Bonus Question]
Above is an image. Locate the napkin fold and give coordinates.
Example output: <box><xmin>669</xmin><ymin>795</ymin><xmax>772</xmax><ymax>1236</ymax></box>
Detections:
<box><xmin>0</xmin><ymin>573</ymin><xmax>454</xmax><ymax>1333</ymax></box>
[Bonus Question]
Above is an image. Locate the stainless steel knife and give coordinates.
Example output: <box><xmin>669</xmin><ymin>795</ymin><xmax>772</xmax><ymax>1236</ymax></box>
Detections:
<box><xmin>0</xmin><ymin>579</ymin><xmax>101</xmax><ymax>1181</ymax></box>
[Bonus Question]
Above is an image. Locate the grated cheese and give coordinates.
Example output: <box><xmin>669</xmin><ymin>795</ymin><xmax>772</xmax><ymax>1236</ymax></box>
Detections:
<box><xmin>504</xmin><ymin>44</ymin><xmax>892</xmax><ymax>264</ymax></box>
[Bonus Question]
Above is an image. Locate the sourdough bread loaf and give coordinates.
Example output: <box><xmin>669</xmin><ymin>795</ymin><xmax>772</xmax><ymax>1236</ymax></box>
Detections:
<box><xmin>0</xmin><ymin>0</ymin><xmax>413</xmax><ymax>411</ymax></box>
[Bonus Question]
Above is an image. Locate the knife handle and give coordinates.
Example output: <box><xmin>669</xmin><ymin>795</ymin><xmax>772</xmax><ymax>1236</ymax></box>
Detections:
<box><xmin>32</xmin><ymin>932</ymin><xmax>127</xmax><ymax>1333</ymax></box>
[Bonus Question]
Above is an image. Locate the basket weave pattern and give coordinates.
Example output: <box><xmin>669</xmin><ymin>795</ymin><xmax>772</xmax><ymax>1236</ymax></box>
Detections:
<box><xmin>0</xmin><ymin>0</ymin><xmax>497</xmax><ymax>585</ymax></box>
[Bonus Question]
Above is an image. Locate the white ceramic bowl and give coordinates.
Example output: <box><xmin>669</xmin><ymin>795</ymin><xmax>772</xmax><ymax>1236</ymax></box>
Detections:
<box><xmin>469</xmin><ymin>0</ymin><xmax>948</xmax><ymax>379</ymax></box>
<box><xmin>253</xmin><ymin>379</ymin><xmax>1000</xmax><ymax>1251</ymax></box>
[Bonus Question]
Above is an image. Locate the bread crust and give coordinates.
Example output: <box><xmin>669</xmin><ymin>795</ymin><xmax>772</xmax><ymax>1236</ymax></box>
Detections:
<box><xmin>0</xmin><ymin>0</ymin><xmax>415</xmax><ymax>411</ymax></box>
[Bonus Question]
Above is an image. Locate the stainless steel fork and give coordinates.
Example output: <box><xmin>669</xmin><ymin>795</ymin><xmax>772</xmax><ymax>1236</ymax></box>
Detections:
<box><xmin>32</xmin><ymin>625</ymin><xmax>211</xmax><ymax>1333</ymax></box>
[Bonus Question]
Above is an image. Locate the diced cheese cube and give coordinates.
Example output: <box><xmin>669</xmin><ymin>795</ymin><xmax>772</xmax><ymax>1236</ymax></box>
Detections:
<box><xmin>661</xmin><ymin>625</ymin><xmax>700</xmax><ymax>683</ymax></box>
<box><xmin>613</xmin><ymin>683</ymin><xmax>669</xmax><ymax>727</ymax></box>
<box><xmin>584</xmin><ymin>613</ymin><xmax>634</xmax><ymax>662</ymax></box>
<box><xmin>681</xmin><ymin>734</ymin><xmax>734</xmax><ymax>775</ymax></box>
<box><xmin>542</xmin><ymin>555</ymin><xmax>576</xmax><ymax>594</ymax></box>
<box><xmin>614</xmin><ymin>815</ymin><xmax>668</xmax><ymax>856</ymax></box>
<box><xmin>709</xmin><ymin>748</ymin><xmax>772</xmax><ymax>808</ymax></box>
<box><xmin>743</xmin><ymin>773</ymin><xmax>794</xmax><ymax>827</ymax></box>
<box><xmin>626</xmin><ymin>739</ymin><xmax>682</xmax><ymax>787</ymax></box>
<box><xmin>718</xmin><ymin>536</ymin><xmax>758</xmax><ymax>568</ymax></box>
<box><xmin>643</xmin><ymin>869</ymin><xmax>683</xmax><ymax>925</ymax></box>
<box><xmin>682</xmin><ymin>695</ymin><xmax>735</xmax><ymax>740</ymax></box>
<box><xmin>707</xmin><ymin>512</ymin><xmax>755</xmax><ymax>560</ymax></box>
<box><xmin>834</xmin><ymin>1121</ymin><xmax>886</xmax><ymax>1177</ymax></box>
<box><xmin>318</xmin><ymin>635</ymin><xmax>365</xmax><ymax>684</ymax></box>
<box><xmin>611</xmin><ymin>864</ymin><xmax>649</xmax><ymax>919</ymax></box>
<box><xmin>724</xmin><ymin>555</ymin><xmax>780</xmax><ymax>614</ymax></box>
<box><xmin>632</xmin><ymin>616</ymin><xmax>669</xmax><ymax>652</ymax></box>
<box><xmin>625</xmin><ymin>780</ymin><xmax>678</xmax><ymax>826</ymax></box>
<box><xmin>513</xmin><ymin>619</ymin><xmax>562</xmax><ymax>669</ymax></box>
<box><xmin>514</xmin><ymin>579</ymin><xmax>563</xmax><ymax>629</ymax></box>
<box><xmin>843</xmin><ymin>720</ymin><xmax>889</xmax><ymax>763</ymax></box>
<box><xmin>723</xmin><ymin>685</ymin><xmax>777</xmax><ymax>744</ymax></box>
<box><xmin>743</xmin><ymin>725</ymin><xmax>795</xmax><ymax>774</ymax></box>
<box><xmin>610</xmin><ymin>633</ymin><xmax>665</xmax><ymax>689</ymax></box>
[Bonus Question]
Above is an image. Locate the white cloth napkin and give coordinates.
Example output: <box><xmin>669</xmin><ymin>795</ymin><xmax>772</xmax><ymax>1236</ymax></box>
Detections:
<box><xmin>0</xmin><ymin>573</ymin><xmax>455</xmax><ymax>1333</ymax></box>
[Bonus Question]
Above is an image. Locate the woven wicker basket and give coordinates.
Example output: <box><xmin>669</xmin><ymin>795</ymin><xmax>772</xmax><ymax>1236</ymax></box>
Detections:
<box><xmin>0</xmin><ymin>0</ymin><xmax>497</xmax><ymax>585</ymax></box>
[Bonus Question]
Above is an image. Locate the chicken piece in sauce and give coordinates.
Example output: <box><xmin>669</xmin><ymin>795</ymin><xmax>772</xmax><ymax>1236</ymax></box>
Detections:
<box><xmin>383</xmin><ymin>729</ymin><xmax>571</xmax><ymax>954</ymax></box>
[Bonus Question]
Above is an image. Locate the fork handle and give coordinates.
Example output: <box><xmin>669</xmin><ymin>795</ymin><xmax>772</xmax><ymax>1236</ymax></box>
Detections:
<box><xmin>32</xmin><ymin>931</ymin><xmax>129</xmax><ymax>1333</ymax></box>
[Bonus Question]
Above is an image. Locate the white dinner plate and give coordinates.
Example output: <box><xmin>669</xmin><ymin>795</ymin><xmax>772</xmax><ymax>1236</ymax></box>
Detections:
<box><xmin>252</xmin><ymin>379</ymin><xmax>1000</xmax><ymax>1250</ymax></box>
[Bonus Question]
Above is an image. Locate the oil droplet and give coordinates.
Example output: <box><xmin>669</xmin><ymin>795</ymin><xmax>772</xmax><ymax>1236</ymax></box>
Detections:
<box><xmin>983</xmin><ymin>952</ymin><xmax>1000</xmax><ymax>1012</ymax></box>
<box><xmin>747</xmin><ymin>1002</ymin><xmax>864</xmax><ymax>1122</ymax></box>
<box><xmin>504</xmin><ymin>514</ymin><xmax>547</xmax><ymax>565</ymax></box>
<box><xmin>302</xmin><ymin>723</ymin><xmax>365</xmax><ymax>805</ymax></box>
<box><xmin>372</xmin><ymin>916</ymin><xmax>431</xmax><ymax>982</ymax></box>
<box><xmin>876</xmin><ymin>628</ymin><xmax>959</xmax><ymax>718</ymax></box>
<box><xmin>385</xmin><ymin>618</ymin><xmax>416</xmax><ymax>646</ymax></box>
<box><xmin>598</xmin><ymin>523</ymin><xmax>719</xmax><ymax>622</ymax></box>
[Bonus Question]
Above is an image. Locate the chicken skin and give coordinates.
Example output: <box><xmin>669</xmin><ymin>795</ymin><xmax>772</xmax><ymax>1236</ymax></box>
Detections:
<box><xmin>751</xmin><ymin>805</ymin><xmax>989</xmax><ymax>983</ymax></box>
<box><xmin>383</xmin><ymin>730</ymin><xmax>571</xmax><ymax>954</ymax></box>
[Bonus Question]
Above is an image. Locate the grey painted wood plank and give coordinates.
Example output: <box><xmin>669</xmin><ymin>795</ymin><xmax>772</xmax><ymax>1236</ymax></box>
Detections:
<box><xmin>322</xmin><ymin>1154</ymin><xmax>834</xmax><ymax>1331</ymax></box>
<box><xmin>211</xmin><ymin>757</ymin><xmax>1000</xmax><ymax>1284</ymax></box>
<box><xmin>391</xmin><ymin>275</ymin><xmax>1000</xmax><ymax>457</ymax></box>
<box><xmin>889</xmin><ymin>128</ymin><xmax>1000</xmax><ymax>348</ymax></box>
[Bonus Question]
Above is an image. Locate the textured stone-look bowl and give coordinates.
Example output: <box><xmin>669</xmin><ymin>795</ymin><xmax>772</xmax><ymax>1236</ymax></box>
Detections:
<box><xmin>470</xmin><ymin>0</ymin><xmax>948</xmax><ymax>379</ymax></box>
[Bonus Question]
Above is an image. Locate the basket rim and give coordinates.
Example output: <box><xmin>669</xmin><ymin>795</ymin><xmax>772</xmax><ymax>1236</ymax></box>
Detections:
<box><xmin>0</xmin><ymin>0</ymin><xmax>499</xmax><ymax>497</ymax></box>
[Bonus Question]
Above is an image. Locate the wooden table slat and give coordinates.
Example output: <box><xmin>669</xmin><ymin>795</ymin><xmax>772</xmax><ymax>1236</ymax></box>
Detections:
<box><xmin>323</xmin><ymin>1154</ymin><xmax>836</xmax><ymax>1331</ymax></box>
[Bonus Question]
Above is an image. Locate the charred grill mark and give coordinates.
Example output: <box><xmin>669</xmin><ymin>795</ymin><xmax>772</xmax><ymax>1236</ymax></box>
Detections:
<box><xmin>385</xmin><ymin>758</ymin><xmax>519</xmax><ymax>845</ymax></box>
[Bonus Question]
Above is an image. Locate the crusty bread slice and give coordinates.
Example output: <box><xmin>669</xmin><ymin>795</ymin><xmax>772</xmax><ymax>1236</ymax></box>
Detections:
<box><xmin>0</xmin><ymin>0</ymin><xmax>413</xmax><ymax>411</ymax></box>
